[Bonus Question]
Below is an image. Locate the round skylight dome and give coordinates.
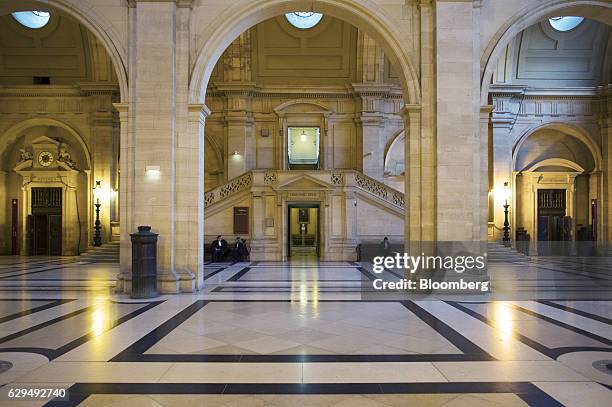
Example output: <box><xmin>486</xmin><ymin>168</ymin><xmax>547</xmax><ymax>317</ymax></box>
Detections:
<box><xmin>12</xmin><ymin>11</ymin><xmax>51</xmax><ymax>29</ymax></box>
<box><xmin>548</xmin><ymin>16</ymin><xmax>584</xmax><ymax>32</ymax></box>
<box><xmin>285</xmin><ymin>12</ymin><xmax>323</xmax><ymax>29</ymax></box>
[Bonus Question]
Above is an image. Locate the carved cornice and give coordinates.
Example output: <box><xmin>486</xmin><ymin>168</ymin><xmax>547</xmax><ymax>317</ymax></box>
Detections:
<box><xmin>0</xmin><ymin>84</ymin><xmax>118</xmax><ymax>98</ymax></box>
<box><xmin>208</xmin><ymin>83</ymin><xmax>404</xmax><ymax>100</ymax></box>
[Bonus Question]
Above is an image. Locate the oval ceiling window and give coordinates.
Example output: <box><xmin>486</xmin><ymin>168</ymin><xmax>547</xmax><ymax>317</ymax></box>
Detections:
<box><xmin>548</xmin><ymin>16</ymin><xmax>584</xmax><ymax>32</ymax></box>
<box><xmin>285</xmin><ymin>12</ymin><xmax>323</xmax><ymax>29</ymax></box>
<box><xmin>12</xmin><ymin>11</ymin><xmax>51</xmax><ymax>29</ymax></box>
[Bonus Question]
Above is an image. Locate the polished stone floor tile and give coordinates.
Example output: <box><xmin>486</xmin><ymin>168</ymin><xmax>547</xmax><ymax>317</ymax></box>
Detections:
<box><xmin>0</xmin><ymin>256</ymin><xmax>610</xmax><ymax>405</ymax></box>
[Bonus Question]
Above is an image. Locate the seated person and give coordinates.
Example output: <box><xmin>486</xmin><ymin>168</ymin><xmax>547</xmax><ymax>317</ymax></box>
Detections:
<box><xmin>232</xmin><ymin>237</ymin><xmax>244</xmax><ymax>261</ymax></box>
<box><xmin>210</xmin><ymin>235</ymin><xmax>226</xmax><ymax>261</ymax></box>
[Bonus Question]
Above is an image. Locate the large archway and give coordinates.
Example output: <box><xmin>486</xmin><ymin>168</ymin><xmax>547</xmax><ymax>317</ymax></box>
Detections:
<box><xmin>189</xmin><ymin>0</ymin><xmax>421</xmax><ymax>105</ymax></box>
<box><xmin>0</xmin><ymin>2</ymin><xmax>125</xmax><ymax>256</ymax></box>
<box><xmin>484</xmin><ymin>4</ymin><xmax>611</xmax><ymax>246</ymax></box>
<box><xmin>188</xmin><ymin>1</ymin><xmax>422</xmax><ymax>266</ymax></box>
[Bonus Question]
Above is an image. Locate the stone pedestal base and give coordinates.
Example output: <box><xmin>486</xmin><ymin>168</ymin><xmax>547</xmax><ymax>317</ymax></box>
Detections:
<box><xmin>115</xmin><ymin>270</ymin><xmax>195</xmax><ymax>294</ymax></box>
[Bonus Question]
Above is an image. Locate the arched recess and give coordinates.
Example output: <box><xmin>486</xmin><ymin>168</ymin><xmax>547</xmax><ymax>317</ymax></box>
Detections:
<box><xmin>189</xmin><ymin>0</ymin><xmax>420</xmax><ymax>106</ymax></box>
<box><xmin>512</xmin><ymin>123</ymin><xmax>602</xmax><ymax>245</ymax></box>
<box><xmin>0</xmin><ymin>0</ymin><xmax>128</xmax><ymax>101</ymax></box>
<box><xmin>512</xmin><ymin>122</ymin><xmax>602</xmax><ymax>173</ymax></box>
<box><xmin>480</xmin><ymin>0</ymin><xmax>612</xmax><ymax>105</ymax></box>
<box><xmin>0</xmin><ymin>118</ymin><xmax>94</xmax><ymax>256</ymax></box>
<box><xmin>0</xmin><ymin>118</ymin><xmax>92</xmax><ymax>170</ymax></box>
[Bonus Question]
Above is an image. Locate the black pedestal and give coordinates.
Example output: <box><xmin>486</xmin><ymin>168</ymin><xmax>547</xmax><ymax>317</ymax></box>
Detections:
<box><xmin>130</xmin><ymin>225</ymin><xmax>159</xmax><ymax>298</ymax></box>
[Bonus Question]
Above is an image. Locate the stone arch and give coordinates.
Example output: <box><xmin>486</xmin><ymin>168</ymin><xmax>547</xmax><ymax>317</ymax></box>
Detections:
<box><xmin>480</xmin><ymin>0</ymin><xmax>612</xmax><ymax>105</ymax></box>
<box><xmin>512</xmin><ymin>122</ymin><xmax>602</xmax><ymax>172</ymax></box>
<box><xmin>189</xmin><ymin>0</ymin><xmax>421</xmax><ymax>106</ymax></box>
<box><xmin>384</xmin><ymin>129</ymin><xmax>404</xmax><ymax>165</ymax></box>
<box><xmin>524</xmin><ymin>158</ymin><xmax>585</xmax><ymax>173</ymax></box>
<box><xmin>0</xmin><ymin>118</ymin><xmax>92</xmax><ymax>170</ymax></box>
<box><xmin>0</xmin><ymin>0</ymin><xmax>128</xmax><ymax>101</ymax></box>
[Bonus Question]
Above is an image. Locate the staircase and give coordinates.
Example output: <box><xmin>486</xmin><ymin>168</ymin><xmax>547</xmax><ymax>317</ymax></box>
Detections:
<box><xmin>487</xmin><ymin>242</ymin><xmax>528</xmax><ymax>263</ymax></box>
<box><xmin>78</xmin><ymin>241</ymin><xmax>120</xmax><ymax>263</ymax></box>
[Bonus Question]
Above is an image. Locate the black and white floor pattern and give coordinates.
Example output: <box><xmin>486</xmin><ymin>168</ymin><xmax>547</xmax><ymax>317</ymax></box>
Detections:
<box><xmin>0</xmin><ymin>256</ymin><xmax>610</xmax><ymax>406</ymax></box>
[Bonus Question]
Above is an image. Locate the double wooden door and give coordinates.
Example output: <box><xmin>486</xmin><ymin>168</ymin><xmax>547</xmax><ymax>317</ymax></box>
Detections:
<box><xmin>537</xmin><ymin>189</ymin><xmax>568</xmax><ymax>241</ymax></box>
<box><xmin>30</xmin><ymin>187</ymin><xmax>62</xmax><ymax>255</ymax></box>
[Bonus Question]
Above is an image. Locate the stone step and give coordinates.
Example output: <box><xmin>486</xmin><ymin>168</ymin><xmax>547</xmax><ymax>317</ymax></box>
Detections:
<box><xmin>79</xmin><ymin>242</ymin><xmax>120</xmax><ymax>263</ymax></box>
<box><xmin>486</xmin><ymin>242</ymin><xmax>527</xmax><ymax>263</ymax></box>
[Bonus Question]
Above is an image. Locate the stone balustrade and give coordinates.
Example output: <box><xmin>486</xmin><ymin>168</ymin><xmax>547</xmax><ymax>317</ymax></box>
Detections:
<box><xmin>204</xmin><ymin>170</ymin><xmax>405</xmax><ymax>211</ymax></box>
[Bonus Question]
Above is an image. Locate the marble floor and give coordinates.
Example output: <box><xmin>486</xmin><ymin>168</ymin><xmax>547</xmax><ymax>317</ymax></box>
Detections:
<box><xmin>0</xmin><ymin>256</ymin><xmax>610</xmax><ymax>406</ymax></box>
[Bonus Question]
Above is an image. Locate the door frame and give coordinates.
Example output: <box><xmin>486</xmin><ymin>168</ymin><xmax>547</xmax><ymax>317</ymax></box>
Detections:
<box><xmin>16</xmin><ymin>172</ymin><xmax>79</xmax><ymax>255</ymax></box>
<box><xmin>287</xmin><ymin>202</ymin><xmax>320</xmax><ymax>258</ymax></box>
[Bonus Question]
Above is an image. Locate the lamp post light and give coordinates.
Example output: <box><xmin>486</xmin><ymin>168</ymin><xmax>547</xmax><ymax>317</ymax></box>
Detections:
<box><xmin>502</xmin><ymin>181</ymin><xmax>511</xmax><ymax>247</ymax></box>
<box><xmin>93</xmin><ymin>180</ymin><xmax>102</xmax><ymax>247</ymax></box>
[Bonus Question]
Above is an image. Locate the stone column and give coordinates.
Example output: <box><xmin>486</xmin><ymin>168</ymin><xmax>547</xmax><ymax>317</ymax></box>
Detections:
<box><xmin>359</xmin><ymin>113</ymin><xmax>385</xmax><ymax>181</ymax></box>
<box><xmin>131</xmin><ymin>0</ymin><xmax>179</xmax><ymax>291</ymax></box>
<box><xmin>174</xmin><ymin>104</ymin><xmax>209</xmax><ymax>290</ymax></box>
<box><xmin>170</xmin><ymin>2</ymin><xmax>200</xmax><ymax>292</ymax></box>
<box><xmin>0</xmin><ymin>171</ymin><xmax>7</xmax><ymax>254</ymax></box>
<box><xmin>435</xmin><ymin>0</ymin><xmax>482</xmax><ymax>243</ymax></box>
<box><xmin>402</xmin><ymin>105</ymin><xmax>420</xmax><ymax>246</ymax></box>
<box><xmin>110</xmin><ymin>111</ymin><xmax>120</xmax><ymax>227</ymax></box>
<box><xmin>416</xmin><ymin>0</ymin><xmax>436</xmax><ymax>245</ymax></box>
<box><xmin>91</xmin><ymin>109</ymin><xmax>114</xmax><ymax>244</ymax></box>
<box><xmin>490</xmin><ymin>101</ymin><xmax>517</xmax><ymax>241</ymax></box>
<box><xmin>354</xmin><ymin>30</ymin><xmax>386</xmax><ymax>181</ymax></box>
<box><xmin>589</xmin><ymin>170</ymin><xmax>602</xmax><ymax>242</ymax></box>
<box><xmin>479</xmin><ymin>106</ymin><xmax>493</xmax><ymax>241</ymax></box>
<box><xmin>354</xmin><ymin>85</ymin><xmax>386</xmax><ymax>181</ymax></box>
<box><xmin>601</xmin><ymin>115</ymin><xmax>612</xmax><ymax>243</ymax></box>
<box><xmin>113</xmin><ymin>103</ymin><xmax>132</xmax><ymax>292</ymax></box>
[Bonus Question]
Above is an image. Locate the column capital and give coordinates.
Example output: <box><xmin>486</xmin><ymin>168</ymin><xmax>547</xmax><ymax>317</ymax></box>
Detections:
<box><xmin>399</xmin><ymin>104</ymin><xmax>422</xmax><ymax>121</ymax></box>
<box><xmin>479</xmin><ymin>104</ymin><xmax>494</xmax><ymax>122</ymax></box>
<box><xmin>188</xmin><ymin>103</ymin><xmax>211</xmax><ymax>118</ymax></box>
<box><xmin>112</xmin><ymin>102</ymin><xmax>128</xmax><ymax>114</ymax></box>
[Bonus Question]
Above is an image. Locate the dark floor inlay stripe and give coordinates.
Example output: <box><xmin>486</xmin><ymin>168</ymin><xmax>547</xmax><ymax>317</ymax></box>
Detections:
<box><xmin>401</xmin><ymin>301</ymin><xmax>495</xmax><ymax>360</ymax></box>
<box><xmin>448</xmin><ymin>301</ymin><xmax>612</xmax><ymax>359</ymax></box>
<box><xmin>227</xmin><ymin>267</ymin><xmax>251</xmax><ymax>281</ymax></box>
<box><xmin>0</xmin><ymin>306</ymin><xmax>92</xmax><ymax>345</ymax></box>
<box><xmin>508</xmin><ymin>303</ymin><xmax>612</xmax><ymax>347</ymax></box>
<box><xmin>0</xmin><ymin>299</ymin><xmax>73</xmax><ymax>324</ymax></box>
<box><xmin>110</xmin><ymin>300</ymin><xmax>208</xmax><ymax>362</ymax></box>
<box><xmin>537</xmin><ymin>300</ymin><xmax>612</xmax><ymax>326</ymax></box>
<box><xmin>45</xmin><ymin>381</ymin><xmax>563</xmax><ymax>407</ymax></box>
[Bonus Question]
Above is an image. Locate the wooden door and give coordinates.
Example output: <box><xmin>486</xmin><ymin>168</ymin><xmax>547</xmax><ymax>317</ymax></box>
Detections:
<box><xmin>31</xmin><ymin>187</ymin><xmax>62</xmax><ymax>255</ymax></box>
<box><xmin>33</xmin><ymin>215</ymin><xmax>48</xmax><ymax>255</ymax></box>
<box><xmin>49</xmin><ymin>215</ymin><xmax>62</xmax><ymax>255</ymax></box>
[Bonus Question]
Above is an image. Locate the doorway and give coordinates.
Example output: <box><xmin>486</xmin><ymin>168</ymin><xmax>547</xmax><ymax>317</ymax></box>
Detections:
<box><xmin>30</xmin><ymin>187</ymin><xmax>62</xmax><ymax>255</ymax></box>
<box><xmin>537</xmin><ymin>189</ymin><xmax>568</xmax><ymax>241</ymax></box>
<box><xmin>287</xmin><ymin>203</ymin><xmax>320</xmax><ymax>259</ymax></box>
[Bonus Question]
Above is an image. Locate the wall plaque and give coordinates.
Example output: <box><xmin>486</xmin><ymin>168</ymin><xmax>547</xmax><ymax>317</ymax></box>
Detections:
<box><xmin>234</xmin><ymin>207</ymin><xmax>249</xmax><ymax>235</ymax></box>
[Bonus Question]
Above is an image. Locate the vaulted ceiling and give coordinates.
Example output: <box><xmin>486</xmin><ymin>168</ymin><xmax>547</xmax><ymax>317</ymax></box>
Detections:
<box><xmin>0</xmin><ymin>10</ymin><xmax>117</xmax><ymax>86</ymax></box>
<box><xmin>493</xmin><ymin>18</ymin><xmax>611</xmax><ymax>87</ymax></box>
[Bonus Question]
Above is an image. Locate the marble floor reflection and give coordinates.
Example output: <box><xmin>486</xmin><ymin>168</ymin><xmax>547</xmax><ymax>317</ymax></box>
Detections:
<box><xmin>0</xmin><ymin>255</ymin><xmax>610</xmax><ymax>406</ymax></box>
